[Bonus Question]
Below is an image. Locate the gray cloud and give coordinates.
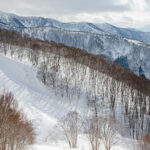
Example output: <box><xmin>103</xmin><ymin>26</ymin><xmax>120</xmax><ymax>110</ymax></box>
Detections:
<box><xmin>0</xmin><ymin>0</ymin><xmax>149</xmax><ymax>28</ymax></box>
<box><xmin>0</xmin><ymin>0</ymin><xmax>130</xmax><ymax>15</ymax></box>
<box><xmin>45</xmin><ymin>0</ymin><xmax>130</xmax><ymax>13</ymax></box>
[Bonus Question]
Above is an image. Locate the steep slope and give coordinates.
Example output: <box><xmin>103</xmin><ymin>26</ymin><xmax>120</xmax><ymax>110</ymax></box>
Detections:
<box><xmin>0</xmin><ymin>53</ymin><xmax>130</xmax><ymax>150</ymax></box>
<box><xmin>0</xmin><ymin>54</ymin><xmax>80</xmax><ymax>150</ymax></box>
<box><xmin>0</xmin><ymin>53</ymin><xmax>95</xmax><ymax>148</ymax></box>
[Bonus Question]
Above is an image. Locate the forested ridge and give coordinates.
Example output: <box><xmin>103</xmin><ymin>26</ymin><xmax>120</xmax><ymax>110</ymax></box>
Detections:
<box><xmin>0</xmin><ymin>28</ymin><xmax>150</xmax><ymax>96</ymax></box>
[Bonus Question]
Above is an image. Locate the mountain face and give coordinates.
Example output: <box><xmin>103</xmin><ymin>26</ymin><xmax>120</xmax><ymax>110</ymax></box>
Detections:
<box><xmin>1</xmin><ymin>11</ymin><xmax>150</xmax><ymax>79</ymax></box>
<box><xmin>1</xmin><ymin>29</ymin><xmax>150</xmax><ymax>143</ymax></box>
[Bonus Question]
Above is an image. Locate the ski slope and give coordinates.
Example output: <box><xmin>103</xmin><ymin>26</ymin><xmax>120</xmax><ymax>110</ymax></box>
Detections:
<box><xmin>0</xmin><ymin>53</ymin><xmax>88</xmax><ymax>150</ymax></box>
<box><xmin>0</xmin><ymin>53</ymin><xmax>135</xmax><ymax>150</ymax></box>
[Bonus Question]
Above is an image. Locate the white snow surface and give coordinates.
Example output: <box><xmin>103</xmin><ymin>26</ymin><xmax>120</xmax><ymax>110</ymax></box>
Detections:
<box><xmin>0</xmin><ymin>53</ymin><xmax>136</xmax><ymax>150</ymax></box>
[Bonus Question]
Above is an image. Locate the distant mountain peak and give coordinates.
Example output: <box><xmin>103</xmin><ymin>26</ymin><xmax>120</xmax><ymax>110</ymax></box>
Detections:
<box><xmin>139</xmin><ymin>24</ymin><xmax>150</xmax><ymax>32</ymax></box>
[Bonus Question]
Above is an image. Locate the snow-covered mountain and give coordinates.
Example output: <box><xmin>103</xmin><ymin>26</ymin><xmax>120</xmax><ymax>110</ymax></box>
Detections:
<box><xmin>0</xmin><ymin>11</ymin><xmax>105</xmax><ymax>34</ymax></box>
<box><xmin>1</xmin><ymin>28</ymin><xmax>150</xmax><ymax>150</ymax></box>
<box><xmin>139</xmin><ymin>24</ymin><xmax>150</xmax><ymax>32</ymax></box>
<box><xmin>0</xmin><ymin>11</ymin><xmax>150</xmax><ymax>42</ymax></box>
<box><xmin>1</xmin><ymin>11</ymin><xmax>150</xmax><ymax>80</ymax></box>
<box><xmin>97</xmin><ymin>23</ymin><xmax>150</xmax><ymax>43</ymax></box>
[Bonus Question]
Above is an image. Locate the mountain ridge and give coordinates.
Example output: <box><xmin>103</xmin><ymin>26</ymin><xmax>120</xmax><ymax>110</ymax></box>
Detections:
<box><xmin>0</xmin><ymin>11</ymin><xmax>149</xmax><ymax>41</ymax></box>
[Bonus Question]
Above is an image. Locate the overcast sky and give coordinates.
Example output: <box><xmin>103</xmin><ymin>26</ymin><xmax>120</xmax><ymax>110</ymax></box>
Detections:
<box><xmin>0</xmin><ymin>0</ymin><xmax>150</xmax><ymax>28</ymax></box>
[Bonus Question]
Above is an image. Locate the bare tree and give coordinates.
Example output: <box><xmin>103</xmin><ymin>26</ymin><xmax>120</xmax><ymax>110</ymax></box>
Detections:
<box><xmin>58</xmin><ymin>111</ymin><xmax>81</xmax><ymax>148</ymax></box>
<box><xmin>84</xmin><ymin>116</ymin><xmax>101</xmax><ymax>150</ymax></box>
<box><xmin>100</xmin><ymin>116</ymin><xmax>117</xmax><ymax>150</ymax></box>
<box><xmin>109</xmin><ymin>79</ymin><xmax>116</xmax><ymax>110</ymax></box>
<box><xmin>88</xmin><ymin>94</ymin><xmax>101</xmax><ymax>118</ymax></box>
<box><xmin>138</xmin><ymin>134</ymin><xmax>150</xmax><ymax>150</ymax></box>
<box><xmin>84</xmin><ymin>115</ymin><xmax>117</xmax><ymax>150</ymax></box>
<box><xmin>0</xmin><ymin>90</ymin><xmax>35</xmax><ymax>150</ymax></box>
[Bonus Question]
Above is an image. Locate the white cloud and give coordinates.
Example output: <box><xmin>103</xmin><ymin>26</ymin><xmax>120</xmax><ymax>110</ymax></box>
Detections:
<box><xmin>129</xmin><ymin>0</ymin><xmax>150</xmax><ymax>11</ymax></box>
<box><xmin>0</xmin><ymin>0</ymin><xmax>149</xmax><ymax>28</ymax></box>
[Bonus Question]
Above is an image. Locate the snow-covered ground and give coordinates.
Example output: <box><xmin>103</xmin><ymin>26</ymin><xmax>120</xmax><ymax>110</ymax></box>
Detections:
<box><xmin>0</xmin><ymin>53</ymin><xmax>136</xmax><ymax>150</ymax></box>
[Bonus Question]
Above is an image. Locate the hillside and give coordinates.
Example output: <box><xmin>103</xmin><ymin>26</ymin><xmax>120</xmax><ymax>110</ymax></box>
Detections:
<box><xmin>0</xmin><ymin>28</ymin><xmax>150</xmax><ymax>149</ymax></box>
<box><xmin>0</xmin><ymin>51</ymin><xmax>129</xmax><ymax>150</ymax></box>
<box><xmin>0</xmin><ymin>54</ymin><xmax>84</xmax><ymax>150</ymax></box>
